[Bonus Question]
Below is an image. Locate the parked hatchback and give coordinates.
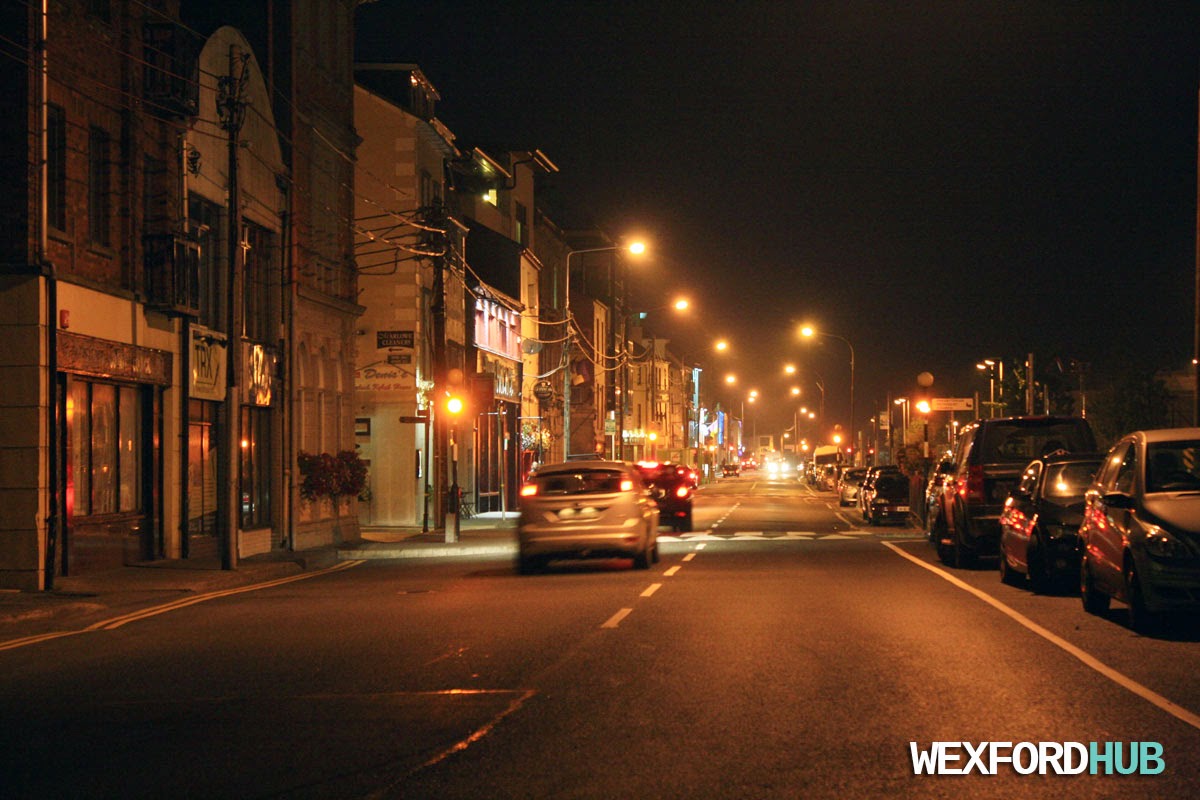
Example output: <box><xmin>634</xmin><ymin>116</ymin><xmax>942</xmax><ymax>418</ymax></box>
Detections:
<box><xmin>931</xmin><ymin>416</ymin><xmax>1096</xmax><ymax>567</ymax></box>
<box><xmin>865</xmin><ymin>471</ymin><xmax>911</xmax><ymax>525</ymax></box>
<box><xmin>838</xmin><ymin>467</ymin><xmax>869</xmax><ymax>507</ymax></box>
<box><xmin>517</xmin><ymin>460</ymin><xmax>660</xmax><ymax>573</ymax></box>
<box><xmin>1078</xmin><ymin>429</ymin><xmax>1200</xmax><ymax>631</ymax></box>
<box><xmin>999</xmin><ymin>453</ymin><xmax>1103</xmax><ymax>591</ymax></box>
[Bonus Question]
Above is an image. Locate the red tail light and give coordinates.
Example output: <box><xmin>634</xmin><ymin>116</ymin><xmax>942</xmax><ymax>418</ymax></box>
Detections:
<box><xmin>963</xmin><ymin>465</ymin><xmax>985</xmax><ymax>503</ymax></box>
<box><xmin>675</xmin><ymin>485</ymin><xmax>691</xmax><ymax>499</ymax></box>
<box><xmin>520</xmin><ymin>483</ymin><xmax>538</xmax><ymax>497</ymax></box>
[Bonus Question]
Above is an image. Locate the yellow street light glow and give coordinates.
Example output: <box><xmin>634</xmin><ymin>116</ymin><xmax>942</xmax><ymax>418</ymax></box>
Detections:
<box><xmin>801</xmin><ymin>325</ymin><xmax>815</xmax><ymax>338</ymax></box>
<box><xmin>447</xmin><ymin>396</ymin><xmax>465</xmax><ymax>414</ymax></box>
<box><xmin>725</xmin><ymin>374</ymin><xmax>737</xmax><ymax>385</ymax></box>
<box><xmin>916</xmin><ymin>400</ymin><xmax>931</xmax><ymax>414</ymax></box>
<box><xmin>715</xmin><ymin>339</ymin><xmax>729</xmax><ymax>352</ymax></box>
<box><xmin>833</xmin><ymin>434</ymin><xmax>842</xmax><ymax>444</ymax></box>
<box><xmin>749</xmin><ymin>389</ymin><xmax>759</xmax><ymax>398</ymax></box>
<box><xmin>673</xmin><ymin>298</ymin><xmax>690</xmax><ymax>311</ymax></box>
<box><xmin>628</xmin><ymin>241</ymin><xmax>646</xmax><ymax>255</ymax></box>
<box><xmin>791</xmin><ymin>387</ymin><xmax>801</xmax><ymax>396</ymax></box>
<box><xmin>784</xmin><ymin>363</ymin><xmax>796</xmax><ymax>375</ymax></box>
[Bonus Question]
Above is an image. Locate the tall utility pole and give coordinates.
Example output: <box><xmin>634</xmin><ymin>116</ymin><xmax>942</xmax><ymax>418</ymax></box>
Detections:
<box><xmin>217</xmin><ymin>48</ymin><xmax>249</xmax><ymax>570</ymax></box>
<box><xmin>427</xmin><ymin>199</ymin><xmax>449</xmax><ymax>530</ymax></box>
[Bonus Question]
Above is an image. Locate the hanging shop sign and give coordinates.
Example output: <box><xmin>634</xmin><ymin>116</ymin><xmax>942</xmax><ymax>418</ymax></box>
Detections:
<box><xmin>244</xmin><ymin>342</ymin><xmax>276</xmax><ymax>406</ymax></box>
<box><xmin>355</xmin><ymin>361</ymin><xmax>414</xmax><ymax>393</ymax></box>
<box><xmin>190</xmin><ymin>326</ymin><xmax>227</xmax><ymax>401</ymax></box>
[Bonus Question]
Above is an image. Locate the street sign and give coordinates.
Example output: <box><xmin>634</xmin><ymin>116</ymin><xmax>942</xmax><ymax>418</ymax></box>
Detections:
<box><xmin>399</xmin><ymin>415</ymin><xmax>428</xmax><ymax>424</ymax></box>
<box><xmin>930</xmin><ymin>397</ymin><xmax>974</xmax><ymax>412</ymax></box>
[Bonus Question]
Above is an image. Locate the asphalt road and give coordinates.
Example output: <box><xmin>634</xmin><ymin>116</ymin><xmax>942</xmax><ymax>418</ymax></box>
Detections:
<box><xmin>1</xmin><ymin>474</ymin><xmax>1197</xmax><ymax>799</ymax></box>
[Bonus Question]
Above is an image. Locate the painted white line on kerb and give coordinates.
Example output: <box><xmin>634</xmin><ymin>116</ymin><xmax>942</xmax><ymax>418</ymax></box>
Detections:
<box><xmin>602</xmin><ymin>608</ymin><xmax>633</xmax><ymax>628</ymax></box>
<box><xmin>882</xmin><ymin>541</ymin><xmax>1200</xmax><ymax>732</ymax></box>
<box><xmin>663</xmin><ymin>566</ymin><xmax>681</xmax><ymax>577</ymax></box>
<box><xmin>695</xmin><ymin>543</ymin><xmax>707</xmax><ymax>550</ymax></box>
<box><xmin>683</xmin><ymin>553</ymin><xmax>696</xmax><ymax>562</ymax></box>
<box><xmin>641</xmin><ymin>583</ymin><xmax>662</xmax><ymax>597</ymax></box>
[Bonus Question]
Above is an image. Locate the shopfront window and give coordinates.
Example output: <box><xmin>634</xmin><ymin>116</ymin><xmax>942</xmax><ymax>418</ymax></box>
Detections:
<box><xmin>240</xmin><ymin>406</ymin><xmax>272</xmax><ymax>529</ymax></box>
<box><xmin>187</xmin><ymin>400</ymin><xmax>219</xmax><ymax>536</ymax></box>
<box><xmin>68</xmin><ymin>377</ymin><xmax>143</xmax><ymax>518</ymax></box>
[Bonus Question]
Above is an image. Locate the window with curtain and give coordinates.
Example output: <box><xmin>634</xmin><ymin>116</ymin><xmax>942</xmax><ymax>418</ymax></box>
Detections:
<box><xmin>68</xmin><ymin>378</ymin><xmax>143</xmax><ymax>518</ymax></box>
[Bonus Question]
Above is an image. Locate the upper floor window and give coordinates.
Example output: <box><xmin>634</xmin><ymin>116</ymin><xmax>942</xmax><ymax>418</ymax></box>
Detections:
<box><xmin>47</xmin><ymin>104</ymin><xmax>66</xmax><ymax>232</ymax></box>
<box><xmin>88</xmin><ymin>127</ymin><xmax>111</xmax><ymax>247</ymax></box>
<box><xmin>243</xmin><ymin>222</ymin><xmax>277</xmax><ymax>342</ymax></box>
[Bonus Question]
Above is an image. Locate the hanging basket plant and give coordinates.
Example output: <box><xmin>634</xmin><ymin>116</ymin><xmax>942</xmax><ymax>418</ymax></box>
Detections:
<box><xmin>298</xmin><ymin>449</ymin><xmax>370</xmax><ymax>503</ymax></box>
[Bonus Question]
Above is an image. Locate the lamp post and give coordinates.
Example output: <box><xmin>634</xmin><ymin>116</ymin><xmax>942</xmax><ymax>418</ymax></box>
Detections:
<box><xmin>976</xmin><ymin>358</ymin><xmax>1004</xmax><ymax>418</ymax></box>
<box><xmin>562</xmin><ymin>242</ymin><xmax>644</xmax><ymax>460</ymax></box>
<box><xmin>893</xmin><ymin>397</ymin><xmax>909</xmax><ymax>448</ymax></box>
<box><xmin>800</xmin><ymin>326</ymin><xmax>855</xmax><ymax>445</ymax></box>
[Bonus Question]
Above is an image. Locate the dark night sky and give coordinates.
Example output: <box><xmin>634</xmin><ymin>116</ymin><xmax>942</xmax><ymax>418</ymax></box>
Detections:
<box><xmin>355</xmin><ymin>1</ymin><xmax>1200</xmax><ymax>434</ymax></box>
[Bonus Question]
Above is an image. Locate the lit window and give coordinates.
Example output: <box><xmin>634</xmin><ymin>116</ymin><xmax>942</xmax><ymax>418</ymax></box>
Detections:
<box><xmin>482</xmin><ymin>188</ymin><xmax>497</xmax><ymax>206</ymax></box>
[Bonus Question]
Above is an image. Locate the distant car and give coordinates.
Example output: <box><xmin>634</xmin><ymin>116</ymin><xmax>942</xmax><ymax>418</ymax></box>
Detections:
<box><xmin>634</xmin><ymin>461</ymin><xmax>696</xmax><ymax>532</ymax></box>
<box><xmin>998</xmin><ymin>453</ymin><xmax>1103</xmax><ymax>591</ymax></box>
<box><xmin>517</xmin><ymin>460</ymin><xmax>659</xmax><ymax>573</ymax></box>
<box><xmin>838</xmin><ymin>467</ymin><xmax>868</xmax><ymax>507</ymax></box>
<box><xmin>721</xmin><ymin>462</ymin><xmax>741</xmax><ymax>477</ymax></box>
<box><xmin>930</xmin><ymin>415</ymin><xmax>1097</xmax><ymax>567</ymax></box>
<box><xmin>740</xmin><ymin>458</ymin><xmax>758</xmax><ymax>471</ymax></box>
<box><xmin>764</xmin><ymin>459</ymin><xmax>794</xmax><ymax>479</ymax></box>
<box><xmin>1079</xmin><ymin>429</ymin><xmax>1200</xmax><ymax>631</ymax></box>
<box><xmin>865</xmin><ymin>472</ymin><xmax>911</xmax><ymax>525</ymax></box>
<box><xmin>858</xmin><ymin>465</ymin><xmax>901</xmax><ymax>521</ymax></box>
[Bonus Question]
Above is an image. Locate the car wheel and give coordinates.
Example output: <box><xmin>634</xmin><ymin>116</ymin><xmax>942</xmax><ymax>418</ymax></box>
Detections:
<box><xmin>1125</xmin><ymin>561</ymin><xmax>1159</xmax><ymax>634</ymax></box>
<box><xmin>651</xmin><ymin>541</ymin><xmax>660</xmax><ymax>564</ymax></box>
<box><xmin>934</xmin><ymin>516</ymin><xmax>955</xmax><ymax>564</ymax></box>
<box><xmin>1080</xmin><ymin>554</ymin><xmax>1110</xmax><ymax>615</ymax></box>
<box><xmin>633</xmin><ymin>542</ymin><xmax>652</xmax><ymax>570</ymax></box>
<box><xmin>1027</xmin><ymin>535</ymin><xmax>1049</xmax><ymax>593</ymax></box>
<box><xmin>952</xmin><ymin>528</ymin><xmax>976</xmax><ymax>569</ymax></box>
<box><xmin>516</xmin><ymin>552</ymin><xmax>541</xmax><ymax>575</ymax></box>
<box><xmin>998</xmin><ymin>547</ymin><xmax>1023</xmax><ymax>586</ymax></box>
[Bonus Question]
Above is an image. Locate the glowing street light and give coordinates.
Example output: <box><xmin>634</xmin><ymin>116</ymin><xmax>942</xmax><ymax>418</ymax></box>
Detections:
<box><xmin>800</xmin><ymin>324</ymin><xmax>856</xmax><ymax>446</ymax></box>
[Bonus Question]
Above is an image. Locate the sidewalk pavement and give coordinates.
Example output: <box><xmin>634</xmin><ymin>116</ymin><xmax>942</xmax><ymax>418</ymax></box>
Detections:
<box><xmin>0</xmin><ymin>514</ymin><xmax>517</xmax><ymax>636</ymax></box>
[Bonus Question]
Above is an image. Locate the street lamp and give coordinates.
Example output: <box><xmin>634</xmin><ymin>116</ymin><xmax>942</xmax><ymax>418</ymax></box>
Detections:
<box><xmin>800</xmin><ymin>325</ymin><xmax>855</xmax><ymax>448</ymax></box>
<box><xmin>976</xmin><ymin>359</ymin><xmax>1004</xmax><ymax>418</ymax></box>
<box><xmin>915</xmin><ymin>399</ymin><xmax>932</xmax><ymax>457</ymax></box>
<box><xmin>893</xmin><ymin>397</ymin><xmax>909</xmax><ymax>448</ymax></box>
<box><xmin>562</xmin><ymin>241</ymin><xmax>645</xmax><ymax>460</ymax></box>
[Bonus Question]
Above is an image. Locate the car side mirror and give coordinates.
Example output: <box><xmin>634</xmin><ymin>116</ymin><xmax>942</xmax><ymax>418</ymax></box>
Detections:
<box><xmin>1102</xmin><ymin>491</ymin><xmax>1135</xmax><ymax>510</ymax></box>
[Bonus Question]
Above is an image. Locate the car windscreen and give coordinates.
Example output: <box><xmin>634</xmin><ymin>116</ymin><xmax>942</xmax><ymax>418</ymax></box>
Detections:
<box><xmin>532</xmin><ymin>469</ymin><xmax>628</xmax><ymax>495</ymax></box>
<box><xmin>978</xmin><ymin>421</ymin><xmax>1095</xmax><ymax>464</ymax></box>
<box><xmin>1041</xmin><ymin>460</ymin><xmax>1102</xmax><ymax>504</ymax></box>
<box><xmin>1145</xmin><ymin>441</ymin><xmax>1200</xmax><ymax>493</ymax></box>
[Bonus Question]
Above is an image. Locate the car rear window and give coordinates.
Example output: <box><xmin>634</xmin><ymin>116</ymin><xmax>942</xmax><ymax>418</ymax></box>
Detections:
<box><xmin>874</xmin><ymin>475</ymin><xmax>907</xmax><ymax>494</ymax></box>
<box><xmin>533</xmin><ymin>469</ymin><xmax>628</xmax><ymax>495</ymax></box>
<box><xmin>1042</xmin><ymin>460</ymin><xmax>1102</xmax><ymax>503</ymax></box>
<box><xmin>978</xmin><ymin>420</ymin><xmax>1095</xmax><ymax>464</ymax></box>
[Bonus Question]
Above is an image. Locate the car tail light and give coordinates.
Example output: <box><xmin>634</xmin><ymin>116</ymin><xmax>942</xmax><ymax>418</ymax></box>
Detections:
<box><xmin>961</xmin><ymin>465</ymin><xmax>985</xmax><ymax>503</ymax></box>
<box><xmin>520</xmin><ymin>483</ymin><xmax>538</xmax><ymax>497</ymax></box>
<box><xmin>675</xmin><ymin>485</ymin><xmax>691</xmax><ymax>499</ymax></box>
<box><xmin>620</xmin><ymin>479</ymin><xmax>635</xmax><ymax>492</ymax></box>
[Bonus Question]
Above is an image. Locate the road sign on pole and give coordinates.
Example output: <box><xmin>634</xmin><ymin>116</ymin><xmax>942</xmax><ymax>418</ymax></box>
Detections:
<box><xmin>930</xmin><ymin>397</ymin><xmax>975</xmax><ymax>412</ymax></box>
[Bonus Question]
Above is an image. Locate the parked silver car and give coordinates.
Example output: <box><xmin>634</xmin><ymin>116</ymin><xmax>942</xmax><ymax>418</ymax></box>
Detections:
<box><xmin>517</xmin><ymin>460</ymin><xmax>660</xmax><ymax>574</ymax></box>
<box><xmin>838</xmin><ymin>467</ymin><xmax>868</xmax><ymax>507</ymax></box>
<box><xmin>1079</xmin><ymin>429</ymin><xmax>1200</xmax><ymax>631</ymax></box>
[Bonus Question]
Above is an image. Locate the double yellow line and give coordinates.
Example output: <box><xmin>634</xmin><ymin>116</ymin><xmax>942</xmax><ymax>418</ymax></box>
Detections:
<box><xmin>0</xmin><ymin>560</ymin><xmax>363</xmax><ymax>652</ymax></box>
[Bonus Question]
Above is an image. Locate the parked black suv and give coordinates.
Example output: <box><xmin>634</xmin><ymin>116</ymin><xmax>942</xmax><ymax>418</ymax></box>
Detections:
<box><xmin>930</xmin><ymin>415</ymin><xmax>1096</xmax><ymax>567</ymax></box>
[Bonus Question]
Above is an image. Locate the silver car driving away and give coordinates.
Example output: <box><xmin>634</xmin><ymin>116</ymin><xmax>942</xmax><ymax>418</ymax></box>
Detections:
<box><xmin>517</xmin><ymin>460</ymin><xmax>660</xmax><ymax>574</ymax></box>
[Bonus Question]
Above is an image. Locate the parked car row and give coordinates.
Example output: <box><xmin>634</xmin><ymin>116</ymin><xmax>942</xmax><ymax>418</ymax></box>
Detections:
<box><xmin>926</xmin><ymin>414</ymin><xmax>1200</xmax><ymax>633</ymax></box>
